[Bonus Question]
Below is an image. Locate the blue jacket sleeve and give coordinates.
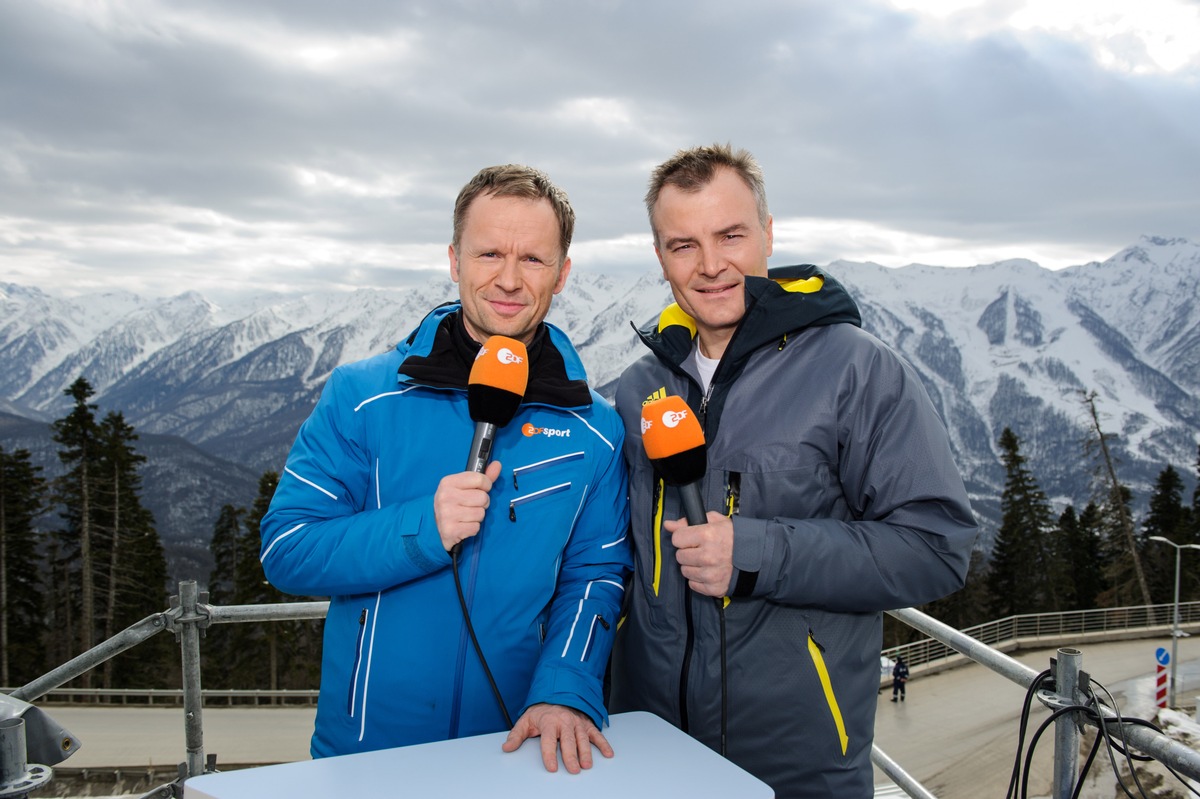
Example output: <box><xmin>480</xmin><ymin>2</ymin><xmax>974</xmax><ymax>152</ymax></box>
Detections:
<box><xmin>520</xmin><ymin>407</ymin><xmax>633</xmax><ymax>727</ymax></box>
<box><xmin>259</xmin><ymin>368</ymin><xmax>451</xmax><ymax>597</ymax></box>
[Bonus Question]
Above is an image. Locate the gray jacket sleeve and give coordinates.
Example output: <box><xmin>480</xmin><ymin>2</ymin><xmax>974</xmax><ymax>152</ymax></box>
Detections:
<box><xmin>728</xmin><ymin>332</ymin><xmax>978</xmax><ymax>612</ymax></box>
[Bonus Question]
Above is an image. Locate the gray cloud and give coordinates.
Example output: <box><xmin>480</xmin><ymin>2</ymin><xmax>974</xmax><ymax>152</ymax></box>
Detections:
<box><xmin>1</xmin><ymin>0</ymin><xmax>1197</xmax><ymax>297</ymax></box>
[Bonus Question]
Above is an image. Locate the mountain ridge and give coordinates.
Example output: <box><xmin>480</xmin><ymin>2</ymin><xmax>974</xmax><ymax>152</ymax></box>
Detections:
<box><xmin>3</xmin><ymin>235</ymin><xmax>1198</xmax><ymax>581</ymax></box>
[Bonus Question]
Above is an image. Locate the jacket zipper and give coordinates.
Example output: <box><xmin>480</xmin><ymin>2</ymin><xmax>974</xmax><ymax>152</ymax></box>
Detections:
<box><xmin>807</xmin><ymin>629</ymin><xmax>850</xmax><ymax>756</ymax></box>
<box><xmin>347</xmin><ymin>607</ymin><xmax>368</xmax><ymax>716</ymax></box>
<box><xmin>678</xmin><ymin>586</ymin><xmax>694</xmax><ymax>733</ymax></box>
<box><xmin>677</xmin><ymin>380</ymin><xmax>717</xmax><ymax>734</ymax></box>
<box><xmin>508</xmin><ymin>482</ymin><xmax>571</xmax><ymax>522</ymax></box>
<box><xmin>512</xmin><ymin>452</ymin><xmax>584</xmax><ymax>490</ymax></box>
<box><xmin>651</xmin><ymin>478</ymin><xmax>664</xmax><ymax>596</ymax></box>
<box><xmin>580</xmin><ymin>613</ymin><xmax>610</xmax><ymax>662</ymax></box>
<box><xmin>725</xmin><ymin>472</ymin><xmax>741</xmax><ymax>516</ymax></box>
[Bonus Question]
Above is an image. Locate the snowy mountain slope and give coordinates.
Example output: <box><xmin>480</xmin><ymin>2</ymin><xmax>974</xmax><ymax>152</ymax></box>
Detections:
<box><xmin>2</xmin><ymin>236</ymin><xmax>1197</xmax><ymax>553</ymax></box>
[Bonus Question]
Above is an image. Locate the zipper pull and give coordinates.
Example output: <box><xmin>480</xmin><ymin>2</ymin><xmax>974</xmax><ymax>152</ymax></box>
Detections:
<box><xmin>509</xmin><ymin>504</ymin><xmax>517</xmax><ymax>522</ymax></box>
<box><xmin>698</xmin><ymin>380</ymin><xmax>716</xmax><ymax>427</ymax></box>
<box><xmin>809</xmin><ymin>629</ymin><xmax>826</xmax><ymax>652</ymax></box>
<box><xmin>358</xmin><ymin>609</ymin><xmax>367</xmax><ymax>625</ymax></box>
<box><xmin>725</xmin><ymin>472</ymin><xmax>741</xmax><ymax>516</ymax></box>
<box><xmin>596</xmin><ymin>614</ymin><xmax>610</xmax><ymax>631</ymax></box>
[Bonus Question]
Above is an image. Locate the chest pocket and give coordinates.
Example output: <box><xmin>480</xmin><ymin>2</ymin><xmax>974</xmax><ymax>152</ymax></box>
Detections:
<box><xmin>718</xmin><ymin>456</ymin><xmax>844</xmax><ymax>521</ymax></box>
<box><xmin>512</xmin><ymin>451</ymin><xmax>584</xmax><ymax>490</ymax></box>
<box><xmin>509</xmin><ymin>481</ymin><xmax>573</xmax><ymax>522</ymax></box>
<box><xmin>508</xmin><ymin>451</ymin><xmax>584</xmax><ymax>522</ymax></box>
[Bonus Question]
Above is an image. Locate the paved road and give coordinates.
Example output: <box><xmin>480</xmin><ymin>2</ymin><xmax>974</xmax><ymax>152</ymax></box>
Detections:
<box><xmin>33</xmin><ymin>635</ymin><xmax>1200</xmax><ymax>797</ymax></box>
<box><xmin>872</xmin><ymin>635</ymin><xmax>1200</xmax><ymax>797</ymax></box>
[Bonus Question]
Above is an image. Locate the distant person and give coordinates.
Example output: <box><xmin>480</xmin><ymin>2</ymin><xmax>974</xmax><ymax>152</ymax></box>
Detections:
<box><xmin>608</xmin><ymin>143</ymin><xmax>978</xmax><ymax>798</ymax></box>
<box><xmin>259</xmin><ymin>164</ymin><xmax>632</xmax><ymax>774</ymax></box>
<box><xmin>892</xmin><ymin>657</ymin><xmax>910</xmax><ymax>702</ymax></box>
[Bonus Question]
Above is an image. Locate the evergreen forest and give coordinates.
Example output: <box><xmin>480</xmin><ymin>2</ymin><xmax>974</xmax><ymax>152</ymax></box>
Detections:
<box><xmin>2</xmin><ymin>379</ymin><xmax>1198</xmax><ymax>689</ymax></box>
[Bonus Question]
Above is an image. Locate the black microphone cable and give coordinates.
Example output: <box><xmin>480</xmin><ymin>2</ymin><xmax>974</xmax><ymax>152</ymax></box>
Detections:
<box><xmin>451</xmin><ymin>544</ymin><xmax>513</xmax><ymax>729</ymax></box>
<box><xmin>449</xmin><ymin>333</ymin><xmax>526</xmax><ymax>731</ymax></box>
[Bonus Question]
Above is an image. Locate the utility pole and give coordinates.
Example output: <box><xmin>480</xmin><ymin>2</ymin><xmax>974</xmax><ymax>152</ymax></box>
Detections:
<box><xmin>1148</xmin><ymin>536</ymin><xmax>1200</xmax><ymax>707</ymax></box>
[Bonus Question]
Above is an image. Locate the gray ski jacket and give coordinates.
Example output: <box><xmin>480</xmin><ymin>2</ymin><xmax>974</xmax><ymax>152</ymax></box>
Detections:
<box><xmin>609</xmin><ymin>264</ymin><xmax>978</xmax><ymax>798</ymax></box>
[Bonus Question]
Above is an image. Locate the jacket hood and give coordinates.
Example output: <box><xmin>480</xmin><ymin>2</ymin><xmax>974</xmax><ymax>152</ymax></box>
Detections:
<box><xmin>395</xmin><ymin>301</ymin><xmax>593</xmax><ymax>408</ymax></box>
<box><xmin>636</xmin><ymin>264</ymin><xmax>862</xmax><ymax>371</ymax></box>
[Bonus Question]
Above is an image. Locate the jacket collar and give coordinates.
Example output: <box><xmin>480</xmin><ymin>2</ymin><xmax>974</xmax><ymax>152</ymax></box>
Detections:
<box><xmin>396</xmin><ymin>302</ymin><xmax>593</xmax><ymax>409</ymax></box>
<box><xmin>636</xmin><ymin>264</ymin><xmax>862</xmax><ymax>372</ymax></box>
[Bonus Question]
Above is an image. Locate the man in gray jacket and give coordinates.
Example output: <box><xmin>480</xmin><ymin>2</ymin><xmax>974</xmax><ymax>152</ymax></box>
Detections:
<box><xmin>608</xmin><ymin>143</ymin><xmax>978</xmax><ymax>798</ymax></box>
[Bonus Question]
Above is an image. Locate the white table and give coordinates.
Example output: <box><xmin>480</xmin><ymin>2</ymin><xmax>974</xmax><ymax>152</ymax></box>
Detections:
<box><xmin>183</xmin><ymin>710</ymin><xmax>773</xmax><ymax>798</ymax></box>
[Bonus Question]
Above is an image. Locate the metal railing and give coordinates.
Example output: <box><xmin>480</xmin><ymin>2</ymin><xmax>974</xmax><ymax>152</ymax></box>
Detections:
<box><xmin>0</xmin><ymin>688</ymin><xmax>319</xmax><ymax>706</ymax></box>
<box><xmin>882</xmin><ymin>601</ymin><xmax>1200</xmax><ymax>673</ymax></box>
<box><xmin>871</xmin><ymin>606</ymin><xmax>1200</xmax><ymax>798</ymax></box>
<box><xmin>4</xmin><ymin>583</ymin><xmax>1200</xmax><ymax>799</ymax></box>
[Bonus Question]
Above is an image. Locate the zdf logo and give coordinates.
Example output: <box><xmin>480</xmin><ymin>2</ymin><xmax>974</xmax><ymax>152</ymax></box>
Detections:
<box><xmin>661</xmin><ymin>409</ymin><xmax>690</xmax><ymax>428</ymax></box>
<box><xmin>523</xmin><ymin>422</ymin><xmax>571</xmax><ymax>438</ymax></box>
<box><xmin>474</xmin><ymin>345</ymin><xmax>523</xmax><ymax>366</ymax></box>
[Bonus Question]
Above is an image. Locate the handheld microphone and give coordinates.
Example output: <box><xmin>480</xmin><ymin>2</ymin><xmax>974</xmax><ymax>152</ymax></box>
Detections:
<box><xmin>465</xmin><ymin>335</ymin><xmax>529</xmax><ymax>473</ymax></box>
<box><xmin>453</xmin><ymin>334</ymin><xmax>528</xmax><ymax>729</ymax></box>
<box><xmin>640</xmin><ymin>395</ymin><xmax>707</xmax><ymax>525</ymax></box>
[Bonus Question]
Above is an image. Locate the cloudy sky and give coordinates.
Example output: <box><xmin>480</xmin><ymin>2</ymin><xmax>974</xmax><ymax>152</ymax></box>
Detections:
<box><xmin>2</xmin><ymin>0</ymin><xmax>1198</xmax><ymax>300</ymax></box>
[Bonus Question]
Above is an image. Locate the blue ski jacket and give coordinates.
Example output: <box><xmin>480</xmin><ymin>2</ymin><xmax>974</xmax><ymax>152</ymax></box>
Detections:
<box><xmin>260</xmin><ymin>302</ymin><xmax>632</xmax><ymax>757</ymax></box>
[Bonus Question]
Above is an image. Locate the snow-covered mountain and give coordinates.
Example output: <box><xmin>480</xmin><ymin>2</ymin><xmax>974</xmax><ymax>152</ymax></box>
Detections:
<box><xmin>3</xmin><ymin>235</ymin><xmax>1198</xmax><ymax>565</ymax></box>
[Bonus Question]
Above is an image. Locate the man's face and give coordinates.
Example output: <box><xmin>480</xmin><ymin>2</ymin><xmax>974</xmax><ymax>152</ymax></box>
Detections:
<box><xmin>652</xmin><ymin>168</ymin><xmax>773</xmax><ymax>353</ymax></box>
<box><xmin>449</xmin><ymin>193</ymin><xmax>571</xmax><ymax>345</ymax></box>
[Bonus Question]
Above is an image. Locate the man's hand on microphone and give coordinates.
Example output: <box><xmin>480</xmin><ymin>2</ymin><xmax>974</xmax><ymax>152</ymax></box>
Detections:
<box><xmin>666</xmin><ymin>511</ymin><xmax>734</xmax><ymax>597</ymax></box>
<box><xmin>434</xmin><ymin>461</ymin><xmax>502</xmax><ymax>552</ymax></box>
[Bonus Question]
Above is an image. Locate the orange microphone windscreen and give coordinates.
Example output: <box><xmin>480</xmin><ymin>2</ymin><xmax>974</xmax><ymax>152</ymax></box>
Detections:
<box><xmin>641</xmin><ymin>395</ymin><xmax>705</xmax><ymax>461</ymax></box>
<box><xmin>467</xmin><ymin>336</ymin><xmax>529</xmax><ymax>427</ymax></box>
<box><xmin>469</xmin><ymin>336</ymin><xmax>529</xmax><ymax>395</ymax></box>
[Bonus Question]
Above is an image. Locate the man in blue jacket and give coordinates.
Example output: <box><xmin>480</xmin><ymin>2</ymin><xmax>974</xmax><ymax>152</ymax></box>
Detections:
<box><xmin>260</xmin><ymin>164</ymin><xmax>632</xmax><ymax>774</ymax></box>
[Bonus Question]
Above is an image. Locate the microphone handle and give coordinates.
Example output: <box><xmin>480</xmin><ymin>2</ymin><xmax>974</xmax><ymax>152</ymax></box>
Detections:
<box><xmin>679</xmin><ymin>481</ymin><xmax>707</xmax><ymax>526</ymax></box>
<box><xmin>465</xmin><ymin>421</ymin><xmax>497</xmax><ymax>473</ymax></box>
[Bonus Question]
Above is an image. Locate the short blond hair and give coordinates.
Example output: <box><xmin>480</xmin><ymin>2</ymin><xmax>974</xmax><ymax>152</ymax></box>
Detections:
<box><xmin>452</xmin><ymin>164</ymin><xmax>575</xmax><ymax>264</ymax></box>
<box><xmin>645</xmin><ymin>143</ymin><xmax>768</xmax><ymax>245</ymax></box>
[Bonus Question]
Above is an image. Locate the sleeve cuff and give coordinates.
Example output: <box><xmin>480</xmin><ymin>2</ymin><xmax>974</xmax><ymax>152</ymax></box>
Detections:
<box><xmin>400</xmin><ymin>498</ymin><xmax>451</xmax><ymax>573</ymax></box>
<box><xmin>729</xmin><ymin>517</ymin><xmax>771</xmax><ymax>598</ymax></box>
<box><xmin>522</xmin><ymin>666</ymin><xmax>607</xmax><ymax>728</ymax></box>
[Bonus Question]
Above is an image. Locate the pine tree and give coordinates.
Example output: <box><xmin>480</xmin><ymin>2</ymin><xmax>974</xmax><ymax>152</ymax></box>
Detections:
<box><xmin>1096</xmin><ymin>485</ymin><xmax>1144</xmax><ymax>608</ymax></box>
<box><xmin>1141</xmin><ymin>465</ymin><xmax>1189</xmax><ymax>605</ymax></box>
<box><xmin>204</xmin><ymin>504</ymin><xmax>244</xmax><ymax>689</ymax></box>
<box><xmin>95</xmin><ymin>411</ymin><xmax>172</xmax><ymax>689</ymax></box>
<box><xmin>1056</xmin><ymin>503</ymin><xmax>1107</xmax><ymax>610</ymax></box>
<box><xmin>49</xmin><ymin>382</ymin><xmax>173</xmax><ymax>689</ymax></box>
<box><xmin>208</xmin><ymin>504</ymin><xmax>244</xmax><ymax>607</ymax></box>
<box><xmin>0</xmin><ymin>446</ymin><xmax>47</xmax><ymax>686</ymax></box>
<box><xmin>988</xmin><ymin>427</ymin><xmax>1063</xmax><ymax>616</ymax></box>
<box><xmin>50</xmin><ymin>377</ymin><xmax>102</xmax><ymax>683</ymax></box>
